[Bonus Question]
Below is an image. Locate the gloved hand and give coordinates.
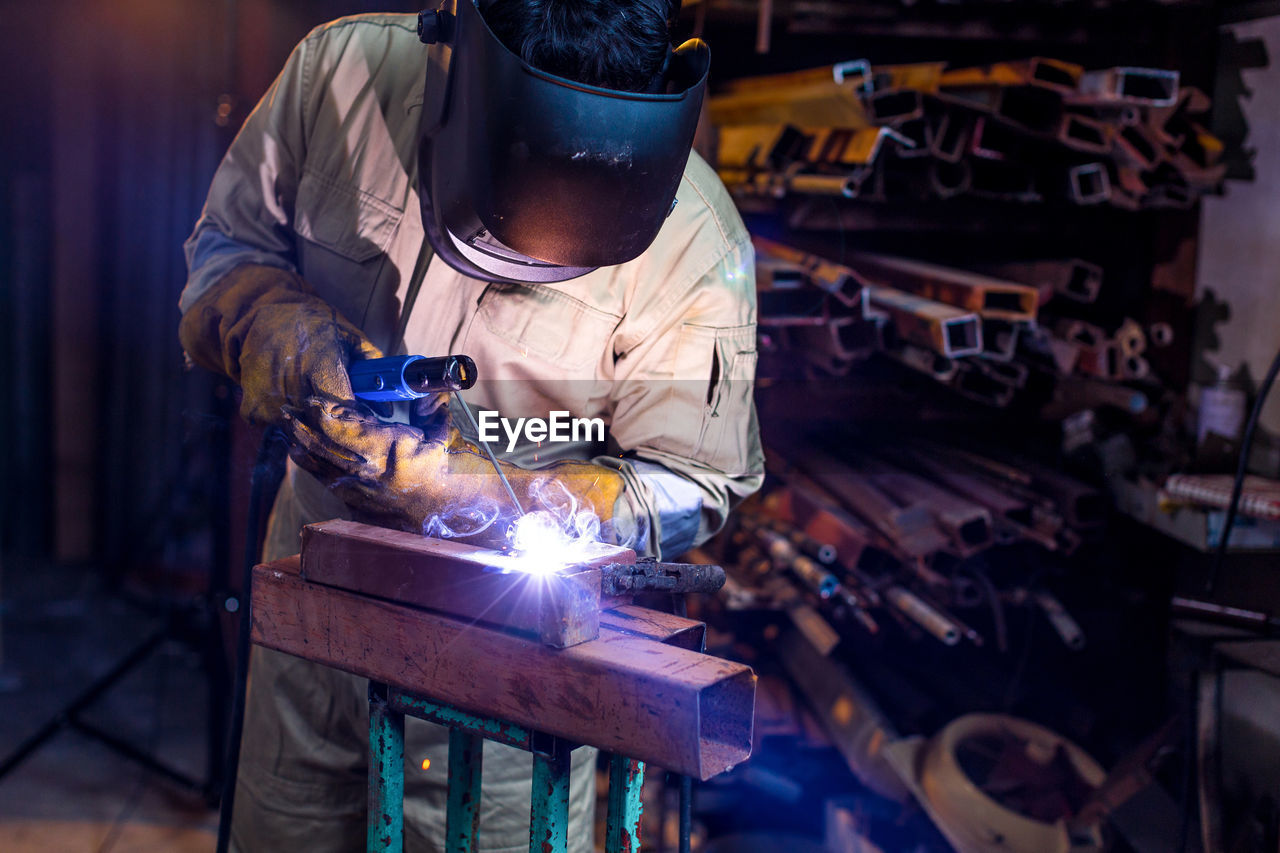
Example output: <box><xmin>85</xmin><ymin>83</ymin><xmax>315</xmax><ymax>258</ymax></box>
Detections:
<box><xmin>282</xmin><ymin>398</ymin><xmax>624</xmax><ymax>545</ymax></box>
<box><xmin>178</xmin><ymin>264</ymin><xmax>381</xmax><ymax>426</ymax></box>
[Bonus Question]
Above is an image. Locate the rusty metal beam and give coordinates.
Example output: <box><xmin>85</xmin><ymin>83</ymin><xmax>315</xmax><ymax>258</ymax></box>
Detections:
<box><xmin>299</xmin><ymin>520</ymin><xmax>634</xmax><ymax>648</ymax></box>
<box><xmin>251</xmin><ymin>557</ymin><xmax>756</xmax><ymax>779</ymax></box>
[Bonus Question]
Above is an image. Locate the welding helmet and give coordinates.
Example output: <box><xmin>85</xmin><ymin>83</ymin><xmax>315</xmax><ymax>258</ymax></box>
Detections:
<box><xmin>416</xmin><ymin>0</ymin><xmax>710</xmax><ymax>283</ymax></box>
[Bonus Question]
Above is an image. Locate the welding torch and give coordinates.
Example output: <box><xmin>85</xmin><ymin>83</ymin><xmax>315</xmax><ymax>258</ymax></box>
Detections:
<box><xmin>347</xmin><ymin>354</ymin><xmax>524</xmax><ymax>515</ymax></box>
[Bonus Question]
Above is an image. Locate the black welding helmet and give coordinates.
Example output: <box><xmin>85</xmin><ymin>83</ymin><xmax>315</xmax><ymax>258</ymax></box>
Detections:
<box><xmin>416</xmin><ymin>0</ymin><xmax>710</xmax><ymax>283</ymax></box>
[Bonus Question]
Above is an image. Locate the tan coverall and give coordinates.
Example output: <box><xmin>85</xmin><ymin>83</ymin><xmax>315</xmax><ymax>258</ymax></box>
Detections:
<box><xmin>181</xmin><ymin>13</ymin><xmax>762</xmax><ymax>852</ymax></box>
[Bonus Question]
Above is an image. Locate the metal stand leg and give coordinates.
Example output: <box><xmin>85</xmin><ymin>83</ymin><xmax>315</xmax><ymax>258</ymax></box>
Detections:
<box><xmin>369</xmin><ymin>682</ymin><xmax>405</xmax><ymax>853</ymax></box>
<box><xmin>605</xmin><ymin>755</ymin><xmax>645</xmax><ymax>852</ymax></box>
<box><xmin>447</xmin><ymin>729</ymin><xmax>483</xmax><ymax>852</ymax></box>
<box><xmin>529</xmin><ymin>742</ymin><xmax>571</xmax><ymax>853</ymax></box>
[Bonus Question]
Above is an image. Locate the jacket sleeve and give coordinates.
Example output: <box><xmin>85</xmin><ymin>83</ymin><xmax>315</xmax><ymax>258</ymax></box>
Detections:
<box><xmin>593</xmin><ymin>236</ymin><xmax>764</xmax><ymax>559</ymax></box>
<box><xmin>179</xmin><ymin>33</ymin><xmax>318</xmax><ymax>313</ymax></box>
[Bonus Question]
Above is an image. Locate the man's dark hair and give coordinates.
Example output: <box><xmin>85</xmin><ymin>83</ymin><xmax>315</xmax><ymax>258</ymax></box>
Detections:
<box><xmin>483</xmin><ymin>0</ymin><xmax>677</xmax><ymax>93</ymax></box>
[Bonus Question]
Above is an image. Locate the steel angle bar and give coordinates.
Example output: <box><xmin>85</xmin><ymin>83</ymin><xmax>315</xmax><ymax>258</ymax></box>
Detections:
<box><xmin>1072</xmin><ymin>67</ymin><xmax>1179</xmax><ymax>107</ymax></box>
<box><xmin>850</xmin><ymin>252</ymin><xmax>1039</xmax><ymax>323</ymax></box>
<box><xmin>251</xmin><ymin>558</ymin><xmax>756</xmax><ymax>780</ymax></box>
<box><xmin>866</xmin><ymin>286</ymin><xmax>982</xmax><ymax>357</ymax></box>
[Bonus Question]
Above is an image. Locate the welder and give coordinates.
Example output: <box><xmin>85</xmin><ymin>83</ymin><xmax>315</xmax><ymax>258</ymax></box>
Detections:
<box><xmin>178</xmin><ymin>0</ymin><xmax>762</xmax><ymax>848</ymax></box>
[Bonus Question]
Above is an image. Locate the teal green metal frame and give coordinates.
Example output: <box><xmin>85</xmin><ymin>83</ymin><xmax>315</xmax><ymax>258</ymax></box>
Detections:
<box><xmin>368</xmin><ymin>682</ymin><xmax>646</xmax><ymax>853</ymax></box>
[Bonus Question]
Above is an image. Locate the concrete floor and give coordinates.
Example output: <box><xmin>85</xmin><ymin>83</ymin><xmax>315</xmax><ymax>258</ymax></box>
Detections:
<box><xmin>0</xmin><ymin>556</ymin><xmax>218</xmax><ymax>851</ymax></box>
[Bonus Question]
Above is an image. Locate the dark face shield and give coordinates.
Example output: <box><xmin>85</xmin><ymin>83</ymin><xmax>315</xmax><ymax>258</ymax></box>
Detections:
<box><xmin>417</xmin><ymin>0</ymin><xmax>710</xmax><ymax>283</ymax></box>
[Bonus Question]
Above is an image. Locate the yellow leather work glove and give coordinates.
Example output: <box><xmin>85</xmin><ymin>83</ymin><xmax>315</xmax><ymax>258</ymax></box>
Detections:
<box><xmin>282</xmin><ymin>398</ymin><xmax>624</xmax><ymax>545</ymax></box>
<box><xmin>178</xmin><ymin>264</ymin><xmax>381</xmax><ymax>426</ymax></box>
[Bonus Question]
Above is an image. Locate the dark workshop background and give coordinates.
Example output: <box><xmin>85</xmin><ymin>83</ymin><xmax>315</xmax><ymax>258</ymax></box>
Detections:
<box><xmin>2</xmin><ymin>0</ymin><xmax>1280</xmax><ymax>851</ymax></box>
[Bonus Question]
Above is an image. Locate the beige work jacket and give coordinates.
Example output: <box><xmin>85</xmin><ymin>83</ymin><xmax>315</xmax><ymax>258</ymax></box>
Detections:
<box><xmin>181</xmin><ymin>14</ymin><xmax>763</xmax><ymax>557</ymax></box>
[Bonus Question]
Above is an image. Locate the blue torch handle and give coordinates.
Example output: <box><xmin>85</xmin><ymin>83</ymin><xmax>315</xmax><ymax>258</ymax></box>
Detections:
<box><xmin>349</xmin><ymin>355</ymin><xmax>427</xmax><ymax>401</ymax></box>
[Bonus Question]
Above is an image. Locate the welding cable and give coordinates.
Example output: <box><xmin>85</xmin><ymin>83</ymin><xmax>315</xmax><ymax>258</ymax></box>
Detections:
<box><xmin>1205</xmin><ymin>343</ymin><xmax>1280</xmax><ymax>595</ymax></box>
<box><xmin>217</xmin><ymin>427</ymin><xmax>287</xmax><ymax>853</ymax></box>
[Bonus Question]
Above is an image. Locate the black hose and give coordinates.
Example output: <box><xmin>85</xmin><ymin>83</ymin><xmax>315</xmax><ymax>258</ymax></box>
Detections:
<box><xmin>1205</xmin><ymin>346</ymin><xmax>1280</xmax><ymax>594</ymax></box>
<box><xmin>216</xmin><ymin>427</ymin><xmax>284</xmax><ymax>853</ymax></box>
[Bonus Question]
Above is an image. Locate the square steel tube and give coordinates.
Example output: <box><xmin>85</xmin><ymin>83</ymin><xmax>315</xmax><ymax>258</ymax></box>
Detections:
<box><xmin>251</xmin><ymin>557</ymin><xmax>756</xmax><ymax>780</ymax></box>
<box><xmin>300</xmin><ymin>520</ymin><xmax>635</xmax><ymax>648</ymax></box>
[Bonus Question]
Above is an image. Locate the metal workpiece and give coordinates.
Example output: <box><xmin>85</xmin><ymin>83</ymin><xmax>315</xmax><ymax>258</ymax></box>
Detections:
<box><xmin>299</xmin><ymin>520</ymin><xmax>632</xmax><ymax>648</ymax></box>
<box><xmin>252</xmin><ymin>557</ymin><xmax>755</xmax><ymax>780</ymax></box>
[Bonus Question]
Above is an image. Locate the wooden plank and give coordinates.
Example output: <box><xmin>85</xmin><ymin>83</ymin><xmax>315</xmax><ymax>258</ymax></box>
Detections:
<box><xmin>251</xmin><ymin>557</ymin><xmax>755</xmax><ymax>780</ymax></box>
<box><xmin>300</xmin><ymin>520</ymin><xmax>635</xmax><ymax>648</ymax></box>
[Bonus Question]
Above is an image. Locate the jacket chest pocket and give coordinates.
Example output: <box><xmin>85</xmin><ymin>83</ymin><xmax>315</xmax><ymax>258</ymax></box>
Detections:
<box><xmin>473</xmin><ymin>282</ymin><xmax>620</xmax><ymax>372</ymax></box>
<box><xmin>293</xmin><ymin>170</ymin><xmax>404</xmax><ymax>325</ymax></box>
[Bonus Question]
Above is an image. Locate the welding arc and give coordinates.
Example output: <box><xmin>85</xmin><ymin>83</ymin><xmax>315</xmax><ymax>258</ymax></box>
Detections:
<box><xmin>453</xmin><ymin>392</ymin><xmax>526</xmax><ymax>517</ymax></box>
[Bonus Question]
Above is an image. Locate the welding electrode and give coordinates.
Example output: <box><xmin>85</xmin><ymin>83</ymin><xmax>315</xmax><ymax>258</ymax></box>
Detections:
<box><xmin>349</xmin><ymin>354</ymin><xmax>477</xmax><ymax>401</ymax></box>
